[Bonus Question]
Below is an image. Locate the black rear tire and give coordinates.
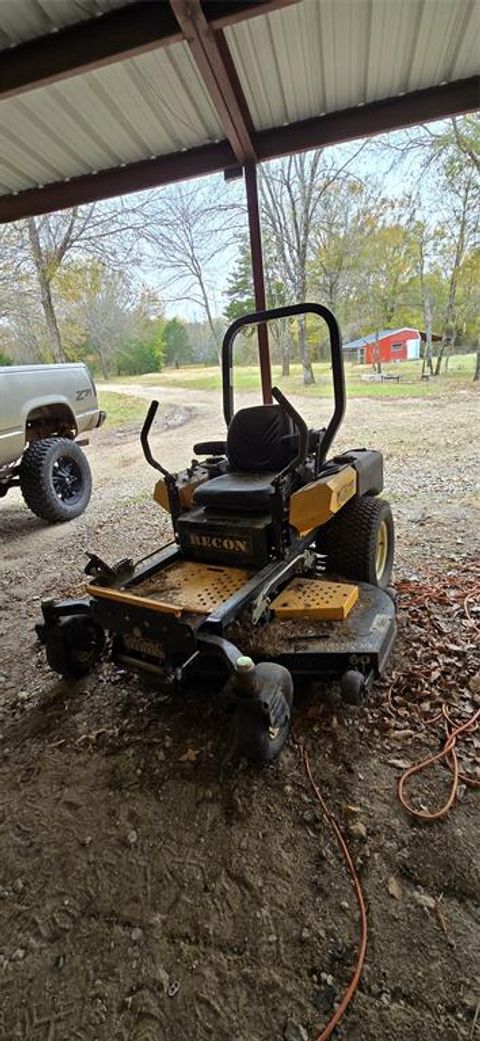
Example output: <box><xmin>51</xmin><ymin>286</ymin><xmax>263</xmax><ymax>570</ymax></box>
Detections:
<box><xmin>321</xmin><ymin>496</ymin><xmax>394</xmax><ymax>588</ymax></box>
<box><xmin>20</xmin><ymin>438</ymin><xmax>92</xmax><ymax>523</ymax></box>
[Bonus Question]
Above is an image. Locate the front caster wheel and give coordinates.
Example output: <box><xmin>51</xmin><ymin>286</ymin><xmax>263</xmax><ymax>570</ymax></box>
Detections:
<box><xmin>233</xmin><ymin>702</ymin><xmax>291</xmax><ymax>763</ymax></box>
<box><xmin>340</xmin><ymin>669</ymin><xmax>366</xmax><ymax>706</ymax></box>
<box><xmin>46</xmin><ymin>615</ymin><xmax>105</xmax><ymax>678</ymax></box>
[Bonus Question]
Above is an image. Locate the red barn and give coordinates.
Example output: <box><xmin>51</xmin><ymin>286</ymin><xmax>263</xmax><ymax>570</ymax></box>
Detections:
<box><xmin>343</xmin><ymin>328</ymin><xmax>421</xmax><ymax>364</ymax></box>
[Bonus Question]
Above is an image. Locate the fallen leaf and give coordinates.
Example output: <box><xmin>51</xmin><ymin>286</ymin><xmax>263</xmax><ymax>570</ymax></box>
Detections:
<box><xmin>348</xmin><ymin>821</ymin><xmax>367</xmax><ymax>840</ymax></box>
<box><xmin>342</xmin><ymin>803</ymin><xmax>362</xmax><ymax>816</ymax></box>
<box><xmin>179</xmin><ymin>748</ymin><xmax>200</xmax><ymax>763</ymax></box>
<box><xmin>387</xmin><ymin>876</ymin><xmax>402</xmax><ymax>900</ymax></box>
<box><xmin>386</xmin><ymin>758</ymin><xmax>411</xmax><ymax>770</ymax></box>
<box><xmin>413</xmin><ymin>891</ymin><xmax>435</xmax><ymax>910</ymax></box>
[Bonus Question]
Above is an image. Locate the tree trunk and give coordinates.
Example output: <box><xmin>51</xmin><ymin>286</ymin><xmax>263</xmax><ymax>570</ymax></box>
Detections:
<box><xmin>40</xmin><ymin>282</ymin><xmax>65</xmax><ymax>364</ymax></box>
<box><xmin>372</xmin><ymin>331</ymin><xmax>382</xmax><ymax>374</ymax></box>
<box><xmin>435</xmin><ymin>340</ymin><xmax>447</xmax><ymax>376</ymax></box>
<box><xmin>437</xmin><ymin>176</ymin><xmax>471</xmax><ymax>375</ymax></box>
<box><xmin>197</xmin><ymin>272</ymin><xmax>221</xmax><ymax>361</ymax></box>
<box><xmin>279</xmin><ymin>321</ymin><xmax>291</xmax><ymax>377</ymax></box>
<box><xmin>27</xmin><ymin>218</ymin><xmax>66</xmax><ymax>363</ymax></box>
<box><xmin>422</xmin><ymin>288</ymin><xmax>434</xmax><ymax>376</ymax></box>
<box><xmin>94</xmin><ymin>345</ymin><xmax>109</xmax><ymax>380</ymax></box>
<box><xmin>298</xmin><ymin>314</ymin><xmax>315</xmax><ymax>384</ymax></box>
<box><xmin>474</xmin><ymin>342</ymin><xmax>480</xmax><ymax>382</ymax></box>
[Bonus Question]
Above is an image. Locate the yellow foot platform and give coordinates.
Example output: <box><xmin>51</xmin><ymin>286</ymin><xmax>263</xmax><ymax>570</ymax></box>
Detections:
<box><xmin>87</xmin><ymin>562</ymin><xmax>252</xmax><ymax>616</ymax></box>
<box><xmin>270</xmin><ymin>578</ymin><xmax>359</xmax><ymax>620</ymax></box>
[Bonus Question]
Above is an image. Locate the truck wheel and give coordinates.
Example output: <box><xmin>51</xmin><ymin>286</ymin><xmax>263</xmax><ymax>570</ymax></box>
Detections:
<box><xmin>20</xmin><ymin>437</ymin><xmax>92</xmax><ymax>523</ymax></box>
<box><xmin>322</xmin><ymin>496</ymin><xmax>394</xmax><ymax>588</ymax></box>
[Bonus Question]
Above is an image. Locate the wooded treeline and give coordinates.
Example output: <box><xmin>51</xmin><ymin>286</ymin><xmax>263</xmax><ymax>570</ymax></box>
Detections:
<box><xmin>0</xmin><ymin>115</ymin><xmax>478</xmax><ymax>382</ymax></box>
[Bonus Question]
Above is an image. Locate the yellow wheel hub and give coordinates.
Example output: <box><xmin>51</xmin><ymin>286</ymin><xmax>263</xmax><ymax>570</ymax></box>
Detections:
<box><xmin>375</xmin><ymin>520</ymin><xmax>388</xmax><ymax>581</ymax></box>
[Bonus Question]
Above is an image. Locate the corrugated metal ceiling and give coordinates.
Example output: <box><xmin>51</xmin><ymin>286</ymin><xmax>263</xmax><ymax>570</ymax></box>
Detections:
<box><xmin>225</xmin><ymin>0</ymin><xmax>480</xmax><ymax>131</ymax></box>
<box><xmin>0</xmin><ymin>0</ymin><xmax>477</xmax><ymax>201</ymax></box>
<box><xmin>0</xmin><ymin>40</ymin><xmax>224</xmax><ymax>193</ymax></box>
<box><xmin>0</xmin><ymin>0</ymin><xmax>126</xmax><ymax>49</ymax></box>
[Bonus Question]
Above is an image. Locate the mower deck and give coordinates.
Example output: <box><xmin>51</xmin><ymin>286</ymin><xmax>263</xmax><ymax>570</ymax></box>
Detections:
<box><xmin>229</xmin><ymin>581</ymin><xmax>395</xmax><ymax>678</ymax></box>
<box><xmin>83</xmin><ymin>556</ymin><xmax>395</xmax><ymax>683</ymax></box>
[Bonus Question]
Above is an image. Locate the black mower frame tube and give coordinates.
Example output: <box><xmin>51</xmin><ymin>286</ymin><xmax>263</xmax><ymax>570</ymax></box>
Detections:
<box><xmin>271</xmin><ymin>385</ymin><xmax>309</xmax><ymax>482</ymax></box>
<box><xmin>141</xmin><ymin>401</ymin><xmax>172</xmax><ymax>480</ymax></box>
<box><xmin>221</xmin><ymin>303</ymin><xmax>346</xmax><ymax>467</ymax></box>
<box><xmin>140</xmin><ymin>401</ymin><xmax>182</xmax><ymax>520</ymax></box>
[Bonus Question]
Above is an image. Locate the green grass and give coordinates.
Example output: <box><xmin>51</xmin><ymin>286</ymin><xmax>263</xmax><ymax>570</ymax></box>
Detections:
<box><xmin>98</xmin><ymin>391</ymin><xmax>148</xmax><ymax>426</ymax></box>
<box><xmin>110</xmin><ymin>353</ymin><xmax>477</xmax><ymax>400</ymax></box>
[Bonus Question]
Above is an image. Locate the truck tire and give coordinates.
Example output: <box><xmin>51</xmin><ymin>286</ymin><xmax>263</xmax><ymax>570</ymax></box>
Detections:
<box><xmin>19</xmin><ymin>437</ymin><xmax>92</xmax><ymax>523</ymax></box>
<box><xmin>322</xmin><ymin>496</ymin><xmax>394</xmax><ymax>588</ymax></box>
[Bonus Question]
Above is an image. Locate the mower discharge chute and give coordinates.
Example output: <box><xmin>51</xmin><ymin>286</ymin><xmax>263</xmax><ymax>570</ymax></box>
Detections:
<box><xmin>37</xmin><ymin>304</ymin><xmax>396</xmax><ymax>762</ymax></box>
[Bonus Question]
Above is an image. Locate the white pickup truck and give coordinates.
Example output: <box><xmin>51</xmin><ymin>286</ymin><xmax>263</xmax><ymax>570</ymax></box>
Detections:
<box><xmin>0</xmin><ymin>363</ymin><xmax>106</xmax><ymax>522</ymax></box>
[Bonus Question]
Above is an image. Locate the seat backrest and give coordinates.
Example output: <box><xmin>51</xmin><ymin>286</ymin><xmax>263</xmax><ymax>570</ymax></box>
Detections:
<box><xmin>227</xmin><ymin>405</ymin><xmax>294</xmax><ymax>473</ymax></box>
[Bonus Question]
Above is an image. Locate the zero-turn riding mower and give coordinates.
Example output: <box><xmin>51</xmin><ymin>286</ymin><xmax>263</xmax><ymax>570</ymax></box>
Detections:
<box><xmin>37</xmin><ymin>304</ymin><xmax>396</xmax><ymax>762</ymax></box>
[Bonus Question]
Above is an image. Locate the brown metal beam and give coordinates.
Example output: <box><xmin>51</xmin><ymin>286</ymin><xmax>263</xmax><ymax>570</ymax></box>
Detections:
<box><xmin>256</xmin><ymin>75</ymin><xmax>480</xmax><ymax>160</ymax></box>
<box><xmin>0</xmin><ymin>0</ymin><xmax>299</xmax><ymax>102</ymax></box>
<box><xmin>170</xmin><ymin>0</ymin><xmax>256</xmax><ymax>163</ymax></box>
<box><xmin>0</xmin><ymin>76</ymin><xmax>477</xmax><ymax>224</ymax></box>
<box><xmin>0</xmin><ymin>3</ymin><xmax>181</xmax><ymax>100</ymax></box>
<box><xmin>205</xmin><ymin>0</ymin><xmax>300</xmax><ymax>30</ymax></box>
<box><xmin>244</xmin><ymin>162</ymin><xmax>272</xmax><ymax>403</ymax></box>
<box><xmin>0</xmin><ymin>141</ymin><xmax>237</xmax><ymax>222</ymax></box>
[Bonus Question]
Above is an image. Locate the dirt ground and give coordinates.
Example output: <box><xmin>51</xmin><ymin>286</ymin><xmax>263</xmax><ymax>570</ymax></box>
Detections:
<box><xmin>0</xmin><ymin>386</ymin><xmax>479</xmax><ymax>1041</ymax></box>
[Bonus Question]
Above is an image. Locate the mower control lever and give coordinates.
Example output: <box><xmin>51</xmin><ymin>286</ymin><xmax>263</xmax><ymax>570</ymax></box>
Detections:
<box><xmin>141</xmin><ymin>400</ymin><xmax>174</xmax><ymax>481</ymax></box>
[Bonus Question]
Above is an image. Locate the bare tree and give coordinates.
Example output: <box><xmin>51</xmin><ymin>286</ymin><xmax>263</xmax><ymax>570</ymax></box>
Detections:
<box><xmin>383</xmin><ymin>115</ymin><xmax>480</xmax><ymax>374</ymax></box>
<box><xmin>260</xmin><ymin>146</ymin><xmax>367</xmax><ymax>384</ymax></box>
<box><xmin>144</xmin><ymin>178</ymin><xmax>243</xmax><ymax>358</ymax></box>
<box><xmin>435</xmin><ymin>168</ymin><xmax>478</xmax><ymax>373</ymax></box>
<box><xmin>452</xmin><ymin>117</ymin><xmax>480</xmax><ymax>177</ymax></box>
<box><xmin>7</xmin><ymin>198</ymin><xmax>148</xmax><ymax>361</ymax></box>
<box><xmin>26</xmin><ymin>215</ymin><xmax>73</xmax><ymax>361</ymax></box>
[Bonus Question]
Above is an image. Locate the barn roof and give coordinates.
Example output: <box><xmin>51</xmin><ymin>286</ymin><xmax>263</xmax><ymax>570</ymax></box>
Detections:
<box><xmin>343</xmin><ymin>328</ymin><xmax>420</xmax><ymax>350</ymax></box>
<box><xmin>0</xmin><ymin>0</ymin><xmax>478</xmax><ymax>222</ymax></box>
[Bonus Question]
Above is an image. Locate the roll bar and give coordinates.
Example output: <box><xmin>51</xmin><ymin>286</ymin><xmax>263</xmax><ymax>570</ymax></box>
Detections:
<box><xmin>221</xmin><ymin>302</ymin><xmax>346</xmax><ymax>463</ymax></box>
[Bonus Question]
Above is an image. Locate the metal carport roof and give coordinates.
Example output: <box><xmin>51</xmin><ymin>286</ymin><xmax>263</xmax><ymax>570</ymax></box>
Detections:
<box><xmin>0</xmin><ymin>0</ymin><xmax>478</xmax><ymax>222</ymax></box>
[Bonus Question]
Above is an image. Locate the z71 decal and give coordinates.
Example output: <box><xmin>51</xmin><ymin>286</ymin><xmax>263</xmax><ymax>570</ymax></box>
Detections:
<box><xmin>75</xmin><ymin>388</ymin><xmax>92</xmax><ymax>401</ymax></box>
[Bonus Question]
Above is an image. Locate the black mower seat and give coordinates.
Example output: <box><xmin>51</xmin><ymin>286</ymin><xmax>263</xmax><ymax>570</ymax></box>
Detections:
<box><xmin>194</xmin><ymin>404</ymin><xmax>295</xmax><ymax>512</ymax></box>
<box><xmin>194</xmin><ymin>471</ymin><xmax>278</xmax><ymax>512</ymax></box>
<box><xmin>227</xmin><ymin>403</ymin><xmax>294</xmax><ymax>472</ymax></box>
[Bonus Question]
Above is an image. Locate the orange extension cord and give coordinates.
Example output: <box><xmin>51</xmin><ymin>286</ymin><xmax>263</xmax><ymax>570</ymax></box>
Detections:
<box><xmin>398</xmin><ymin>704</ymin><xmax>480</xmax><ymax>821</ymax></box>
<box><xmin>302</xmin><ymin>746</ymin><xmax>368</xmax><ymax>1041</ymax></box>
